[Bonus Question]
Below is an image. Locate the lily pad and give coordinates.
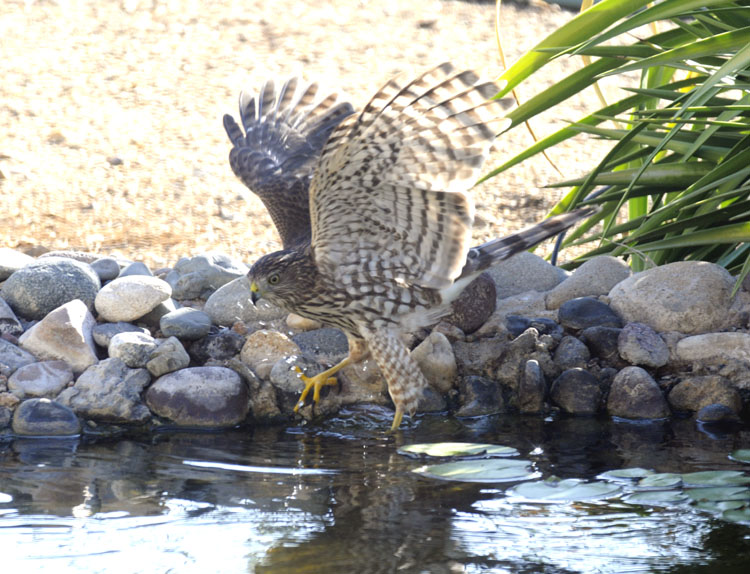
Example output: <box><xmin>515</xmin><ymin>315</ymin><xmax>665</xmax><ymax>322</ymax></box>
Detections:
<box><xmin>599</xmin><ymin>468</ymin><xmax>654</xmax><ymax>482</ymax></box>
<box><xmin>685</xmin><ymin>486</ymin><xmax>750</xmax><ymax>502</ymax></box>
<box><xmin>0</xmin><ymin>493</ymin><xmax>11</xmax><ymax>504</ymax></box>
<box><xmin>681</xmin><ymin>470</ymin><xmax>750</xmax><ymax>487</ymax></box>
<box><xmin>398</xmin><ymin>442</ymin><xmax>519</xmax><ymax>460</ymax></box>
<box><xmin>729</xmin><ymin>449</ymin><xmax>750</xmax><ymax>464</ymax></box>
<box><xmin>694</xmin><ymin>500</ymin><xmax>747</xmax><ymax>513</ymax></box>
<box><xmin>622</xmin><ymin>490</ymin><xmax>689</xmax><ymax>506</ymax></box>
<box><xmin>722</xmin><ymin>506</ymin><xmax>750</xmax><ymax>524</ymax></box>
<box><xmin>636</xmin><ymin>473</ymin><xmax>683</xmax><ymax>490</ymax></box>
<box><xmin>509</xmin><ymin>477</ymin><xmax>621</xmax><ymax>502</ymax></box>
<box><xmin>413</xmin><ymin>458</ymin><xmax>535</xmax><ymax>483</ymax></box>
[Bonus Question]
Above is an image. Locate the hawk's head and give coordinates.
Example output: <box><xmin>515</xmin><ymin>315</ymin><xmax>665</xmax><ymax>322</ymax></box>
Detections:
<box><xmin>247</xmin><ymin>248</ymin><xmax>315</xmax><ymax>309</ymax></box>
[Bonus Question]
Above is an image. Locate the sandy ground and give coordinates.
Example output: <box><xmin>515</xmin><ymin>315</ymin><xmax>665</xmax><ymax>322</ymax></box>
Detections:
<box><xmin>1</xmin><ymin>0</ymin><xmax>619</xmax><ymax>269</ymax></box>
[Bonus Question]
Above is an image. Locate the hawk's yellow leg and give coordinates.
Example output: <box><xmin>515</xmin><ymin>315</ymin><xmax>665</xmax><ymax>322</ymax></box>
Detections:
<box><xmin>389</xmin><ymin>408</ymin><xmax>404</xmax><ymax>433</ymax></box>
<box><xmin>293</xmin><ymin>356</ymin><xmax>352</xmax><ymax>412</ymax></box>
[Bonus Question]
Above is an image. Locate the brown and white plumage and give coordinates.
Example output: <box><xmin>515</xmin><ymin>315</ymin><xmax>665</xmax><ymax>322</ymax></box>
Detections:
<box><xmin>227</xmin><ymin>63</ymin><xmax>595</xmax><ymax>430</ymax></box>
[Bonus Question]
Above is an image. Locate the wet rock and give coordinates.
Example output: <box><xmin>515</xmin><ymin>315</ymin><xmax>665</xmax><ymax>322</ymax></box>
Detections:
<box><xmin>188</xmin><ymin>329</ymin><xmax>245</xmax><ymax>364</ymax></box>
<box><xmin>108</xmin><ymin>331</ymin><xmax>158</xmax><ymax>368</ymax></box>
<box><xmin>146</xmin><ymin>336</ymin><xmax>191</xmax><ymax>377</ymax></box>
<box><xmin>696</xmin><ymin>404</ymin><xmax>740</xmax><ymax>423</ymax></box>
<box><xmin>558</xmin><ymin>297</ymin><xmax>622</xmax><ymax>331</ymax></box>
<box><xmin>0</xmin><ymin>338</ymin><xmax>37</xmax><ymax>374</ymax></box>
<box><xmin>608</xmin><ymin>261</ymin><xmax>737</xmax><ymax>334</ymax></box>
<box><xmin>18</xmin><ymin>299</ymin><xmax>98</xmax><ymax>374</ymax></box>
<box><xmin>550</xmin><ymin>368</ymin><xmax>601</xmax><ymax>415</ymax></box>
<box><xmin>287</xmin><ymin>313</ymin><xmax>322</xmax><ymax>331</ymax></box>
<box><xmin>146</xmin><ymin>366</ymin><xmax>249</xmax><ymax>427</ymax></box>
<box><xmin>92</xmin><ymin>322</ymin><xmax>150</xmax><ymax>347</ymax></box>
<box><xmin>0</xmin><ymin>247</ymin><xmax>34</xmax><ymax>281</ymax></box>
<box><xmin>553</xmin><ymin>335</ymin><xmax>590</xmax><ymax>371</ymax></box>
<box><xmin>456</xmin><ymin>375</ymin><xmax>503</xmax><ymax>417</ymax></box>
<box><xmin>90</xmin><ymin>257</ymin><xmax>121</xmax><ymax>282</ymax></box>
<box><xmin>545</xmin><ymin>256</ymin><xmax>630</xmax><ymax>309</ymax></box>
<box><xmin>1</xmin><ymin>257</ymin><xmax>101</xmax><ymax>320</ymax></box>
<box><xmin>0</xmin><ymin>406</ymin><xmax>10</xmax><ymax>428</ymax></box>
<box><xmin>159</xmin><ymin>307</ymin><xmax>212</xmax><ymax>340</ymax></box>
<box><xmin>607</xmin><ymin>366</ymin><xmax>669</xmax><ymax>420</ymax></box>
<box><xmin>618</xmin><ymin>322</ymin><xmax>669</xmax><ymax>368</ymax></box>
<box><xmin>57</xmin><ymin>358</ymin><xmax>151</xmax><ymax>423</ymax></box>
<box><xmin>118</xmin><ymin>261</ymin><xmax>153</xmax><ymax>277</ymax></box>
<box><xmin>416</xmin><ymin>386</ymin><xmax>447</xmax><ymax>413</ymax></box>
<box><xmin>487</xmin><ymin>251</ymin><xmax>568</xmax><ymax>299</ymax></box>
<box><xmin>12</xmin><ymin>398</ymin><xmax>81</xmax><ymax>436</ymax></box>
<box><xmin>95</xmin><ymin>275</ymin><xmax>172</xmax><ymax>322</ymax></box>
<box><xmin>411</xmin><ymin>331</ymin><xmax>457</xmax><ymax>393</ymax></box>
<box><xmin>579</xmin><ymin>326</ymin><xmax>623</xmax><ymax>364</ymax></box>
<box><xmin>445</xmin><ymin>272</ymin><xmax>496</xmax><ymax>334</ymax></box>
<box><xmin>8</xmin><ymin>360</ymin><xmax>74</xmax><ymax>399</ymax></box>
<box><xmin>241</xmin><ymin>330</ymin><xmax>301</xmax><ymax>379</ymax></box>
<box><xmin>452</xmin><ymin>336</ymin><xmax>506</xmax><ymax>377</ymax></box>
<box><xmin>518</xmin><ymin>359</ymin><xmax>546</xmax><ymax>414</ymax></box>
<box><xmin>668</xmin><ymin>375</ymin><xmax>743</xmax><ymax>414</ymax></box>
<box><xmin>165</xmin><ymin>252</ymin><xmax>248</xmax><ymax>299</ymax></box>
<box><xmin>0</xmin><ymin>296</ymin><xmax>23</xmax><ymax>337</ymax></box>
<box><xmin>203</xmin><ymin>276</ymin><xmax>286</xmax><ymax>326</ymax></box>
<box><xmin>291</xmin><ymin>328</ymin><xmax>348</xmax><ymax>365</ymax></box>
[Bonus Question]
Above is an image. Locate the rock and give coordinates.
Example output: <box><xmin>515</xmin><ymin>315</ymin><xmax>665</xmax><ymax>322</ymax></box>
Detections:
<box><xmin>518</xmin><ymin>359</ymin><xmax>546</xmax><ymax>414</ymax></box>
<box><xmin>0</xmin><ymin>392</ymin><xmax>20</xmax><ymax>409</ymax></box>
<box><xmin>1</xmin><ymin>257</ymin><xmax>101</xmax><ymax>320</ymax></box>
<box><xmin>411</xmin><ymin>331</ymin><xmax>457</xmax><ymax>393</ymax></box>
<box><xmin>291</xmin><ymin>328</ymin><xmax>349</xmax><ymax>365</ymax></box>
<box><xmin>188</xmin><ymin>329</ymin><xmax>245</xmax><ymax>364</ymax></box>
<box><xmin>696</xmin><ymin>404</ymin><xmax>740</xmax><ymax>424</ymax></box>
<box><xmin>166</xmin><ymin>252</ymin><xmax>248</xmax><ymax>299</ymax></box>
<box><xmin>417</xmin><ymin>386</ymin><xmax>447</xmax><ymax>413</ymax></box>
<box><xmin>138</xmin><ymin>298</ymin><xmax>178</xmax><ymax>330</ymax></box>
<box><xmin>557</xmin><ymin>297</ymin><xmax>623</xmax><ymax>331</ymax></box>
<box><xmin>146</xmin><ymin>336</ymin><xmax>191</xmax><ymax>377</ymax></box>
<box><xmin>545</xmin><ymin>256</ymin><xmax>631</xmax><ymax>309</ymax></box>
<box><xmin>668</xmin><ymin>375</ymin><xmax>743</xmax><ymax>414</ymax></box>
<box><xmin>11</xmin><ymin>398</ymin><xmax>81</xmax><ymax>436</ymax></box>
<box><xmin>0</xmin><ymin>406</ymin><xmax>10</xmax><ymax>428</ymax></box>
<box><xmin>606</xmin><ymin>366</ymin><xmax>669</xmax><ymax>419</ymax></box>
<box><xmin>18</xmin><ymin>299</ymin><xmax>98</xmax><ymax>374</ymax></box>
<box><xmin>553</xmin><ymin>335</ymin><xmax>590</xmax><ymax>371</ymax></box>
<box><xmin>118</xmin><ymin>261</ymin><xmax>153</xmax><ymax>277</ymax></box>
<box><xmin>39</xmin><ymin>250</ymin><xmax>99</xmax><ymax>263</ymax></box>
<box><xmin>495</xmin><ymin>328</ymin><xmax>556</xmax><ymax>387</ymax></box>
<box><xmin>224</xmin><ymin>358</ymin><xmax>282</xmax><ymax>423</ymax></box>
<box><xmin>92</xmin><ymin>321</ymin><xmax>150</xmax><ymax>347</ymax></box>
<box><xmin>159</xmin><ymin>307</ymin><xmax>212</xmax><ymax>340</ymax></box>
<box><xmin>94</xmin><ymin>275</ymin><xmax>172</xmax><ymax>322</ymax></box>
<box><xmin>8</xmin><ymin>360</ymin><xmax>74</xmax><ymax>399</ymax></box>
<box><xmin>579</xmin><ymin>326</ymin><xmax>623</xmax><ymax>364</ymax></box>
<box><xmin>240</xmin><ymin>330</ymin><xmax>301</xmax><ymax>379</ymax></box>
<box><xmin>506</xmin><ymin>315</ymin><xmax>562</xmax><ymax>339</ymax></box>
<box><xmin>0</xmin><ymin>247</ymin><xmax>34</xmax><ymax>280</ymax></box>
<box><xmin>617</xmin><ymin>322</ymin><xmax>669</xmax><ymax>368</ymax></box>
<box><xmin>0</xmin><ymin>338</ymin><xmax>37</xmax><ymax>374</ymax></box>
<box><xmin>57</xmin><ymin>358</ymin><xmax>151</xmax><ymax>423</ymax></box>
<box><xmin>456</xmin><ymin>375</ymin><xmax>504</xmax><ymax>417</ymax></box>
<box><xmin>108</xmin><ymin>331</ymin><xmax>158</xmax><ymax>368</ymax></box>
<box><xmin>550</xmin><ymin>368</ymin><xmax>601</xmax><ymax>415</ymax></box>
<box><xmin>475</xmin><ymin>291</ymin><xmax>556</xmax><ymax>338</ymax></box>
<box><xmin>145</xmin><ymin>366</ymin><xmax>250</xmax><ymax>427</ymax></box>
<box><xmin>453</xmin><ymin>336</ymin><xmax>506</xmax><ymax>377</ymax></box>
<box><xmin>674</xmin><ymin>332</ymin><xmax>750</xmax><ymax>366</ymax></box>
<box><xmin>445</xmin><ymin>272</ymin><xmax>496</xmax><ymax>334</ymax></box>
<box><xmin>90</xmin><ymin>257</ymin><xmax>121</xmax><ymax>282</ymax></box>
<box><xmin>487</xmin><ymin>251</ymin><xmax>568</xmax><ymax>299</ymax></box>
<box><xmin>287</xmin><ymin>313</ymin><xmax>322</xmax><ymax>331</ymax></box>
<box><xmin>204</xmin><ymin>276</ymin><xmax>286</xmax><ymax>326</ymax></box>
<box><xmin>0</xmin><ymin>296</ymin><xmax>23</xmax><ymax>337</ymax></box>
<box><xmin>432</xmin><ymin>321</ymin><xmax>466</xmax><ymax>343</ymax></box>
<box><xmin>608</xmin><ymin>261</ymin><xmax>737</xmax><ymax>334</ymax></box>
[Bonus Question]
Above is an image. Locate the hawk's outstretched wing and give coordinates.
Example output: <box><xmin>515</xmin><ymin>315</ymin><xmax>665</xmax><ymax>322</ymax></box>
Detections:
<box><xmin>224</xmin><ymin>78</ymin><xmax>354</xmax><ymax>249</ymax></box>
<box><xmin>309</xmin><ymin>63</ymin><xmax>512</xmax><ymax>291</ymax></box>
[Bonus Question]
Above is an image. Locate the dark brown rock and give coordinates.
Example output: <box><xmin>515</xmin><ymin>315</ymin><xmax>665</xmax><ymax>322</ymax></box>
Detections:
<box><xmin>446</xmin><ymin>272</ymin><xmax>496</xmax><ymax>334</ymax></box>
<box><xmin>668</xmin><ymin>375</ymin><xmax>742</xmax><ymax>414</ymax></box>
<box><xmin>550</xmin><ymin>368</ymin><xmax>601</xmax><ymax>415</ymax></box>
<box><xmin>606</xmin><ymin>366</ymin><xmax>669</xmax><ymax>420</ymax></box>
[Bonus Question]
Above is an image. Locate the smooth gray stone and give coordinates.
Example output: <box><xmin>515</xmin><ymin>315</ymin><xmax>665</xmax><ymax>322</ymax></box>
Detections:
<box><xmin>12</xmin><ymin>398</ymin><xmax>81</xmax><ymax>436</ymax></box>
<box><xmin>160</xmin><ymin>307</ymin><xmax>212</xmax><ymax>340</ymax></box>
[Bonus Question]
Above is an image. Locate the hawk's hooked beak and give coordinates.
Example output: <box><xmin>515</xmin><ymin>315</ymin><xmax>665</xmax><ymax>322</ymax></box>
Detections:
<box><xmin>250</xmin><ymin>281</ymin><xmax>260</xmax><ymax>305</ymax></box>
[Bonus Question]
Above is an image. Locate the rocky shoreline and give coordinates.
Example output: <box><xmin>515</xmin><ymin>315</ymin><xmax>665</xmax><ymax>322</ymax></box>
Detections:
<box><xmin>1</xmin><ymin>247</ymin><xmax>748</xmax><ymax>436</ymax></box>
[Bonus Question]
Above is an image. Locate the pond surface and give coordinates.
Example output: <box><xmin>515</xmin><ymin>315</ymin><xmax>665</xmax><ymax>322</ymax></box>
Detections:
<box><xmin>2</xmin><ymin>408</ymin><xmax>750</xmax><ymax>574</ymax></box>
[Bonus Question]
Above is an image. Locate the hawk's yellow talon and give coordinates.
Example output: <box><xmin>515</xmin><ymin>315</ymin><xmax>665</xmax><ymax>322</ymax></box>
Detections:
<box><xmin>292</xmin><ymin>358</ymin><xmax>352</xmax><ymax>413</ymax></box>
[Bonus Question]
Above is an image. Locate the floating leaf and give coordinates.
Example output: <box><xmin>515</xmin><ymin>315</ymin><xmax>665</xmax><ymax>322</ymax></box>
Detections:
<box><xmin>623</xmin><ymin>490</ymin><xmax>689</xmax><ymax>506</ymax></box>
<box><xmin>509</xmin><ymin>478</ymin><xmax>621</xmax><ymax>502</ymax></box>
<box><xmin>599</xmin><ymin>468</ymin><xmax>654</xmax><ymax>482</ymax></box>
<box><xmin>637</xmin><ymin>473</ymin><xmax>683</xmax><ymax>490</ymax></box>
<box><xmin>0</xmin><ymin>493</ymin><xmax>11</xmax><ymax>504</ymax></box>
<box><xmin>413</xmin><ymin>458</ymin><xmax>535</xmax><ymax>483</ymax></box>
<box><xmin>729</xmin><ymin>450</ymin><xmax>750</xmax><ymax>464</ymax></box>
<box><xmin>398</xmin><ymin>442</ymin><xmax>519</xmax><ymax>460</ymax></box>
<box><xmin>685</xmin><ymin>486</ymin><xmax>750</xmax><ymax>502</ymax></box>
<box><xmin>722</xmin><ymin>507</ymin><xmax>750</xmax><ymax>524</ymax></box>
<box><xmin>694</xmin><ymin>500</ymin><xmax>747</xmax><ymax>513</ymax></box>
<box><xmin>681</xmin><ymin>470</ymin><xmax>750</xmax><ymax>487</ymax></box>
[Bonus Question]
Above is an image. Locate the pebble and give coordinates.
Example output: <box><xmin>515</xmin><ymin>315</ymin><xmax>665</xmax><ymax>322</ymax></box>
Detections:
<box><xmin>203</xmin><ymin>276</ymin><xmax>286</xmax><ymax>326</ymax></box>
<box><xmin>57</xmin><ymin>358</ymin><xmax>152</xmax><ymax>423</ymax></box>
<box><xmin>166</xmin><ymin>252</ymin><xmax>248</xmax><ymax>299</ymax></box>
<box><xmin>1</xmin><ymin>257</ymin><xmax>101</xmax><ymax>320</ymax></box>
<box><xmin>545</xmin><ymin>256</ymin><xmax>631</xmax><ymax>309</ymax></box>
<box><xmin>146</xmin><ymin>336</ymin><xmax>191</xmax><ymax>377</ymax></box>
<box><xmin>411</xmin><ymin>331</ymin><xmax>457</xmax><ymax>394</ymax></box>
<box><xmin>95</xmin><ymin>275</ymin><xmax>172</xmax><ymax>322</ymax></box>
<box><xmin>241</xmin><ymin>330</ymin><xmax>302</xmax><ymax>379</ymax></box>
<box><xmin>90</xmin><ymin>257</ymin><xmax>121</xmax><ymax>282</ymax></box>
<box><xmin>608</xmin><ymin>261</ymin><xmax>737</xmax><ymax>334</ymax></box>
<box><xmin>553</xmin><ymin>335</ymin><xmax>590</xmax><ymax>371</ymax></box>
<box><xmin>160</xmin><ymin>307</ymin><xmax>212</xmax><ymax>340</ymax></box>
<box><xmin>606</xmin><ymin>366</ymin><xmax>670</xmax><ymax>419</ymax></box>
<box><xmin>550</xmin><ymin>368</ymin><xmax>602</xmax><ymax>415</ymax></box>
<box><xmin>487</xmin><ymin>251</ymin><xmax>568</xmax><ymax>299</ymax></box>
<box><xmin>0</xmin><ymin>338</ymin><xmax>38</xmax><ymax>374</ymax></box>
<box><xmin>291</xmin><ymin>328</ymin><xmax>349</xmax><ymax>365</ymax></box>
<box><xmin>108</xmin><ymin>331</ymin><xmax>159</xmax><ymax>368</ymax></box>
<box><xmin>0</xmin><ymin>247</ymin><xmax>34</xmax><ymax>280</ymax></box>
<box><xmin>118</xmin><ymin>261</ymin><xmax>153</xmax><ymax>277</ymax></box>
<box><xmin>145</xmin><ymin>366</ymin><xmax>250</xmax><ymax>427</ymax></box>
<box><xmin>445</xmin><ymin>272</ymin><xmax>496</xmax><ymax>334</ymax></box>
<box><xmin>11</xmin><ymin>398</ymin><xmax>81</xmax><ymax>436</ymax></box>
<box><xmin>0</xmin><ymin>296</ymin><xmax>23</xmax><ymax>337</ymax></box>
<box><xmin>668</xmin><ymin>375</ymin><xmax>743</xmax><ymax>415</ymax></box>
<box><xmin>456</xmin><ymin>375</ymin><xmax>504</xmax><ymax>417</ymax></box>
<box><xmin>618</xmin><ymin>322</ymin><xmax>669</xmax><ymax>368</ymax></box>
<box><xmin>188</xmin><ymin>329</ymin><xmax>245</xmax><ymax>363</ymax></box>
<box><xmin>557</xmin><ymin>297</ymin><xmax>623</xmax><ymax>331</ymax></box>
<box><xmin>518</xmin><ymin>359</ymin><xmax>546</xmax><ymax>414</ymax></box>
<box><xmin>92</xmin><ymin>322</ymin><xmax>151</xmax><ymax>347</ymax></box>
<box><xmin>18</xmin><ymin>299</ymin><xmax>98</xmax><ymax>374</ymax></box>
<box><xmin>8</xmin><ymin>360</ymin><xmax>74</xmax><ymax>399</ymax></box>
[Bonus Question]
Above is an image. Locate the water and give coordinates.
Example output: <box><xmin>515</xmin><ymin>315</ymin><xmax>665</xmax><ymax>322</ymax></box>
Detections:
<box><xmin>1</xmin><ymin>408</ymin><xmax>749</xmax><ymax>574</ymax></box>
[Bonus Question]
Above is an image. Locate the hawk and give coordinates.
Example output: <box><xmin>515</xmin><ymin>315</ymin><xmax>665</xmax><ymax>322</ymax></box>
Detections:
<box><xmin>224</xmin><ymin>63</ymin><xmax>594</xmax><ymax>431</ymax></box>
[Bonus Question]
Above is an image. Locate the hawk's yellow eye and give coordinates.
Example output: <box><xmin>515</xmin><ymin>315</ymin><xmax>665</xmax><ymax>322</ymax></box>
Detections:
<box><xmin>268</xmin><ymin>274</ymin><xmax>280</xmax><ymax>285</ymax></box>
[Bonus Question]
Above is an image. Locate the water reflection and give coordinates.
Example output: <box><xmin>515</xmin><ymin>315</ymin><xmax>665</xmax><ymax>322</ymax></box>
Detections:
<box><xmin>1</xmin><ymin>410</ymin><xmax>749</xmax><ymax>573</ymax></box>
